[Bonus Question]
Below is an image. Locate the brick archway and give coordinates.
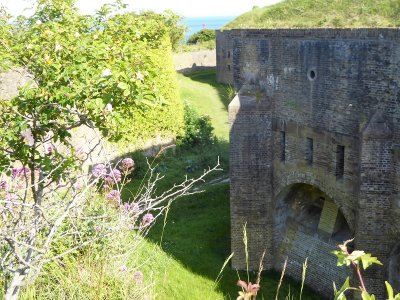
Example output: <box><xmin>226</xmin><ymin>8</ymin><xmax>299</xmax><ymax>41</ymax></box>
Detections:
<box><xmin>274</xmin><ymin>171</ymin><xmax>355</xmax><ymax>232</ymax></box>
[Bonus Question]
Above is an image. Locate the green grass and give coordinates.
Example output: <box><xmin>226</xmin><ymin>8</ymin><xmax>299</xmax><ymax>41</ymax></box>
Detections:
<box><xmin>225</xmin><ymin>0</ymin><xmax>400</xmax><ymax>29</ymax></box>
<box><xmin>175</xmin><ymin>40</ymin><xmax>216</xmax><ymax>52</ymax></box>
<box><xmin>177</xmin><ymin>70</ymin><xmax>233</xmax><ymax>140</ymax></box>
<box><xmin>147</xmin><ymin>184</ymin><xmax>323</xmax><ymax>299</ymax></box>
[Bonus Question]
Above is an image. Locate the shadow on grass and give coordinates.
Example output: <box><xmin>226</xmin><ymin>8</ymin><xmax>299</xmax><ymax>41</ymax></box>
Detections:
<box><xmin>181</xmin><ymin>69</ymin><xmax>233</xmax><ymax>111</ymax></box>
<box><xmin>142</xmin><ymin>155</ymin><xmax>324</xmax><ymax>299</ymax></box>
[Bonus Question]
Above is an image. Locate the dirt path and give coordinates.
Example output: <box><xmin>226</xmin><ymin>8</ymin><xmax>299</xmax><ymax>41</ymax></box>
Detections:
<box><xmin>173</xmin><ymin>49</ymin><xmax>216</xmax><ymax>73</ymax></box>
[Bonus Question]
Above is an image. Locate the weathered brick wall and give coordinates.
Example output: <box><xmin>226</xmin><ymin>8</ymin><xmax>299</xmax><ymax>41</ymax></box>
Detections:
<box><xmin>216</xmin><ymin>30</ymin><xmax>233</xmax><ymax>84</ymax></box>
<box><xmin>225</xmin><ymin>29</ymin><xmax>400</xmax><ymax>299</ymax></box>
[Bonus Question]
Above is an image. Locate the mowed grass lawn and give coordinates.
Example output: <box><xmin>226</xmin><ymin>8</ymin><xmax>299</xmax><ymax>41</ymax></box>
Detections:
<box><xmin>177</xmin><ymin>70</ymin><xmax>231</xmax><ymax>140</ymax></box>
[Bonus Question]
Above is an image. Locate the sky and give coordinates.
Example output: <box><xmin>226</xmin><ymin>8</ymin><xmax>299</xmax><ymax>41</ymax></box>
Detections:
<box><xmin>0</xmin><ymin>0</ymin><xmax>282</xmax><ymax>18</ymax></box>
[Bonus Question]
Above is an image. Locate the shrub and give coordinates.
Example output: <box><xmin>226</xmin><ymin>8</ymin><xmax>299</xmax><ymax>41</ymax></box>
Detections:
<box><xmin>187</xmin><ymin>29</ymin><xmax>216</xmax><ymax>44</ymax></box>
<box><xmin>177</xmin><ymin>103</ymin><xmax>216</xmax><ymax>149</ymax></box>
<box><xmin>0</xmin><ymin>1</ymin><xmax>187</xmax><ymax>298</ymax></box>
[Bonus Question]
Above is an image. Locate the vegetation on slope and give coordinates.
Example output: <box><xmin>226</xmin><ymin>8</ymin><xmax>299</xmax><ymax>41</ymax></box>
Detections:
<box><xmin>225</xmin><ymin>0</ymin><xmax>400</xmax><ymax>29</ymax></box>
<box><xmin>177</xmin><ymin>70</ymin><xmax>232</xmax><ymax>140</ymax></box>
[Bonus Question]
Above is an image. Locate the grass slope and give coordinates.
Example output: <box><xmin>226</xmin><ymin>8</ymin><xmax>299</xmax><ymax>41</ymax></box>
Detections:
<box><xmin>147</xmin><ymin>184</ymin><xmax>323</xmax><ymax>299</ymax></box>
<box><xmin>177</xmin><ymin>70</ymin><xmax>232</xmax><ymax>140</ymax></box>
<box><xmin>225</xmin><ymin>0</ymin><xmax>400</xmax><ymax>29</ymax></box>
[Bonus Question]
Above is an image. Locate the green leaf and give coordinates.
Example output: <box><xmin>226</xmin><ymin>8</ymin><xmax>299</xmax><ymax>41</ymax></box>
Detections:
<box><xmin>333</xmin><ymin>250</ymin><xmax>352</xmax><ymax>267</ymax></box>
<box><xmin>117</xmin><ymin>82</ymin><xmax>129</xmax><ymax>90</ymax></box>
<box><xmin>123</xmin><ymin>89</ymin><xmax>130</xmax><ymax>97</ymax></box>
<box><xmin>386</xmin><ymin>281</ymin><xmax>394</xmax><ymax>299</ymax></box>
<box><xmin>334</xmin><ymin>277</ymin><xmax>350</xmax><ymax>300</ymax></box>
<box><xmin>361</xmin><ymin>291</ymin><xmax>375</xmax><ymax>300</ymax></box>
<box><xmin>347</xmin><ymin>250</ymin><xmax>365</xmax><ymax>262</ymax></box>
<box><xmin>360</xmin><ymin>253</ymin><xmax>382</xmax><ymax>270</ymax></box>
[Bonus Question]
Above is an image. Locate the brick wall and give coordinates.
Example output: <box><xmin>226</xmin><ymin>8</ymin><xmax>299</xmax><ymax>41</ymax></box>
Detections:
<box><xmin>226</xmin><ymin>28</ymin><xmax>400</xmax><ymax>299</ymax></box>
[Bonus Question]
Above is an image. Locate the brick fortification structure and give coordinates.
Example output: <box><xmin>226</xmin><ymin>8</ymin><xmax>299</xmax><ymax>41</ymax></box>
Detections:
<box><xmin>217</xmin><ymin>29</ymin><xmax>400</xmax><ymax>298</ymax></box>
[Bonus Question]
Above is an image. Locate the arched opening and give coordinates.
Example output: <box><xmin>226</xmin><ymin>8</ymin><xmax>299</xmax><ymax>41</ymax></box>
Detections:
<box><xmin>389</xmin><ymin>243</ymin><xmax>400</xmax><ymax>292</ymax></box>
<box><xmin>275</xmin><ymin>183</ymin><xmax>352</xmax><ymax>244</ymax></box>
<box><xmin>273</xmin><ymin>183</ymin><xmax>352</xmax><ymax>295</ymax></box>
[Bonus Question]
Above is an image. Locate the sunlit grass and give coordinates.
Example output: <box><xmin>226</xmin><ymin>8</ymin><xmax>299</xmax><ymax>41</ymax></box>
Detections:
<box><xmin>225</xmin><ymin>0</ymin><xmax>400</xmax><ymax>29</ymax></box>
<box><xmin>177</xmin><ymin>70</ymin><xmax>231</xmax><ymax>140</ymax></box>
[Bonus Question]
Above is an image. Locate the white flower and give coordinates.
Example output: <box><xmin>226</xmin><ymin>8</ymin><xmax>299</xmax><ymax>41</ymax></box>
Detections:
<box><xmin>105</xmin><ymin>103</ymin><xmax>113</xmax><ymax>113</ymax></box>
<box><xmin>74</xmin><ymin>32</ymin><xmax>80</xmax><ymax>38</ymax></box>
<box><xmin>55</xmin><ymin>43</ymin><xmax>62</xmax><ymax>52</ymax></box>
<box><xmin>21</xmin><ymin>128</ymin><xmax>34</xmax><ymax>146</ymax></box>
<box><xmin>102</xmin><ymin>69</ymin><xmax>112</xmax><ymax>77</ymax></box>
<box><xmin>136</xmin><ymin>71</ymin><xmax>144</xmax><ymax>81</ymax></box>
<box><xmin>36</xmin><ymin>20</ymin><xmax>42</xmax><ymax>25</ymax></box>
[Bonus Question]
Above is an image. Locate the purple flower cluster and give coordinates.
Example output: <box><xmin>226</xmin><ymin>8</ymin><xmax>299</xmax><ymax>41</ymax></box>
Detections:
<box><xmin>5</xmin><ymin>193</ymin><xmax>18</xmax><ymax>201</ymax></box>
<box><xmin>73</xmin><ymin>181</ymin><xmax>83</xmax><ymax>191</ymax></box>
<box><xmin>12</xmin><ymin>167</ymin><xmax>30</xmax><ymax>179</ymax></box>
<box><xmin>44</xmin><ymin>143</ymin><xmax>53</xmax><ymax>155</ymax></box>
<box><xmin>0</xmin><ymin>180</ymin><xmax>8</xmax><ymax>190</ymax></box>
<box><xmin>106</xmin><ymin>190</ymin><xmax>121</xmax><ymax>203</ymax></box>
<box><xmin>105</xmin><ymin>169</ymin><xmax>122</xmax><ymax>185</ymax></box>
<box><xmin>121</xmin><ymin>202</ymin><xmax>140</xmax><ymax>215</ymax></box>
<box><xmin>119</xmin><ymin>265</ymin><xmax>128</xmax><ymax>272</ymax></box>
<box><xmin>121</xmin><ymin>158</ymin><xmax>134</xmax><ymax>170</ymax></box>
<box><xmin>142</xmin><ymin>213</ymin><xmax>154</xmax><ymax>226</ymax></box>
<box><xmin>92</xmin><ymin>164</ymin><xmax>106</xmax><ymax>178</ymax></box>
<box><xmin>133</xmin><ymin>271</ymin><xmax>143</xmax><ymax>285</ymax></box>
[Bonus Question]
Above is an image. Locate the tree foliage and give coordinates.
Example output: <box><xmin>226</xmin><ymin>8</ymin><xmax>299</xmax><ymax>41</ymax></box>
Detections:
<box><xmin>187</xmin><ymin>29</ymin><xmax>216</xmax><ymax>44</ymax></box>
<box><xmin>0</xmin><ymin>0</ymin><xmax>184</xmax><ymax>171</ymax></box>
<box><xmin>0</xmin><ymin>1</ymin><xmax>186</xmax><ymax>298</ymax></box>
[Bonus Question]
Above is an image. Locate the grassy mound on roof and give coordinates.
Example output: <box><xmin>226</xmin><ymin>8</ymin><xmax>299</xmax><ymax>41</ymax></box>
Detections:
<box><xmin>225</xmin><ymin>0</ymin><xmax>400</xmax><ymax>29</ymax></box>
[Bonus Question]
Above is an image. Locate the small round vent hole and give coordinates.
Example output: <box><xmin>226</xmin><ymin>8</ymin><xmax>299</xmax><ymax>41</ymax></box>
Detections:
<box><xmin>308</xmin><ymin>69</ymin><xmax>317</xmax><ymax>81</ymax></box>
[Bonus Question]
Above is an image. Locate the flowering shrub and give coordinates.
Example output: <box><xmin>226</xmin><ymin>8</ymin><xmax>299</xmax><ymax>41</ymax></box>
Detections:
<box><xmin>0</xmin><ymin>1</ymin><xmax>191</xmax><ymax>299</ymax></box>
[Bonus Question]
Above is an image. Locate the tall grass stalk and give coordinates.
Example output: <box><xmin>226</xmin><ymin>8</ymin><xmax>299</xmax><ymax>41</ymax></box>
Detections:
<box><xmin>299</xmin><ymin>258</ymin><xmax>308</xmax><ymax>300</ymax></box>
<box><xmin>160</xmin><ymin>200</ymin><xmax>173</xmax><ymax>244</ymax></box>
<box><xmin>256</xmin><ymin>250</ymin><xmax>266</xmax><ymax>286</ymax></box>
<box><xmin>214</xmin><ymin>252</ymin><xmax>235</xmax><ymax>287</ymax></box>
<box><xmin>275</xmin><ymin>257</ymin><xmax>288</xmax><ymax>300</ymax></box>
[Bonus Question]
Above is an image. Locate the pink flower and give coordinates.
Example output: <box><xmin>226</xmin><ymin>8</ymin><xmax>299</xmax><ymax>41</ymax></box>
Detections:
<box><xmin>119</xmin><ymin>265</ymin><xmax>128</xmax><ymax>272</ymax></box>
<box><xmin>121</xmin><ymin>202</ymin><xmax>131</xmax><ymax>211</ymax></box>
<box><xmin>44</xmin><ymin>143</ymin><xmax>53</xmax><ymax>155</ymax></box>
<box><xmin>5</xmin><ymin>193</ymin><xmax>18</xmax><ymax>201</ymax></box>
<box><xmin>104</xmin><ymin>176</ymin><xmax>114</xmax><ymax>186</ymax></box>
<box><xmin>109</xmin><ymin>169</ymin><xmax>121</xmax><ymax>182</ymax></box>
<box><xmin>21</xmin><ymin>128</ymin><xmax>34</xmax><ymax>146</ymax></box>
<box><xmin>92</xmin><ymin>164</ymin><xmax>106</xmax><ymax>178</ymax></box>
<box><xmin>0</xmin><ymin>180</ymin><xmax>8</xmax><ymax>190</ymax></box>
<box><xmin>237</xmin><ymin>280</ymin><xmax>260</xmax><ymax>299</ymax></box>
<box><xmin>94</xmin><ymin>225</ymin><xmax>101</xmax><ymax>231</ymax></box>
<box><xmin>73</xmin><ymin>181</ymin><xmax>83</xmax><ymax>191</ymax></box>
<box><xmin>142</xmin><ymin>213</ymin><xmax>154</xmax><ymax>226</ymax></box>
<box><xmin>12</xmin><ymin>167</ymin><xmax>30</xmax><ymax>179</ymax></box>
<box><xmin>106</xmin><ymin>190</ymin><xmax>120</xmax><ymax>203</ymax></box>
<box><xmin>133</xmin><ymin>271</ymin><xmax>143</xmax><ymax>285</ymax></box>
<box><xmin>121</xmin><ymin>158</ymin><xmax>134</xmax><ymax>170</ymax></box>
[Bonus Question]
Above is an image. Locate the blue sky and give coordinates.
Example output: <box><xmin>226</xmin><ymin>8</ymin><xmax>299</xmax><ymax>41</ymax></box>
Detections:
<box><xmin>0</xmin><ymin>0</ymin><xmax>282</xmax><ymax>17</ymax></box>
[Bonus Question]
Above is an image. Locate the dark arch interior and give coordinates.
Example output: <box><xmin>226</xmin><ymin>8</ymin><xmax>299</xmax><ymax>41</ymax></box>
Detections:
<box><xmin>275</xmin><ymin>183</ymin><xmax>352</xmax><ymax>244</ymax></box>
